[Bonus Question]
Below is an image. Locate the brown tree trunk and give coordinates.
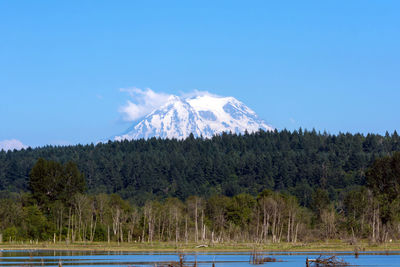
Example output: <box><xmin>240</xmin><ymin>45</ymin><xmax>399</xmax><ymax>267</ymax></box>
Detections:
<box><xmin>195</xmin><ymin>198</ymin><xmax>199</xmax><ymax>243</ymax></box>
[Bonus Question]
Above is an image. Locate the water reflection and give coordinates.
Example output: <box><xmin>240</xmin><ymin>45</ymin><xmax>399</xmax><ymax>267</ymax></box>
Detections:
<box><xmin>0</xmin><ymin>250</ymin><xmax>400</xmax><ymax>266</ymax></box>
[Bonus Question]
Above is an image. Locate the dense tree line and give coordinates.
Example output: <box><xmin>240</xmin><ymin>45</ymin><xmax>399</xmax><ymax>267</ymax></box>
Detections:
<box><xmin>0</xmin><ymin>128</ymin><xmax>400</xmax><ymax>243</ymax></box>
<box><xmin>1</xmin><ymin>130</ymin><xmax>400</xmax><ymax>206</ymax></box>
<box><xmin>1</xmin><ymin>151</ymin><xmax>400</xmax><ymax>243</ymax></box>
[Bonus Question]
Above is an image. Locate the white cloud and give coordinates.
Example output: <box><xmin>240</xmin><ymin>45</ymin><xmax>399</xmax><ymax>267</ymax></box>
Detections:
<box><xmin>119</xmin><ymin>88</ymin><xmax>221</xmax><ymax>122</ymax></box>
<box><xmin>0</xmin><ymin>139</ymin><xmax>27</xmax><ymax>151</ymax></box>
<box><xmin>119</xmin><ymin>88</ymin><xmax>172</xmax><ymax>121</ymax></box>
<box><xmin>179</xmin><ymin>89</ymin><xmax>221</xmax><ymax>99</ymax></box>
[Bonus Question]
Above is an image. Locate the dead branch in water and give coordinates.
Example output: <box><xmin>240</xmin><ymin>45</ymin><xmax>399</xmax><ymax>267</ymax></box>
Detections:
<box><xmin>306</xmin><ymin>255</ymin><xmax>349</xmax><ymax>266</ymax></box>
<box><xmin>250</xmin><ymin>250</ymin><xmax>280</xmax><ymax>265</ymax></box>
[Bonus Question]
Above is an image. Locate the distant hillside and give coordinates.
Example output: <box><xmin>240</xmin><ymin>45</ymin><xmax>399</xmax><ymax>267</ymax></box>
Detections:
<box><xmin>1</xmin><ymin>130</ymin><xmax>399</xmax><ymax>205</ymax></box>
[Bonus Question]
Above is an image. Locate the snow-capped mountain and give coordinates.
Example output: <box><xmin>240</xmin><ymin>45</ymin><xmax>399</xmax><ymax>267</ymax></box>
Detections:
<box><xmin>115</xmin><ymin>94</ymin><xmax>273</xmax><ymax>140</ymax></box>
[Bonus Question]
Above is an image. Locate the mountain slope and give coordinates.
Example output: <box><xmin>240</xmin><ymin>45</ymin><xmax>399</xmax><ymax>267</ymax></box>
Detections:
<box><xmin>115</xmin><ymin>94</ymin><xmax>273</xmax><ymax>140</ymax></box>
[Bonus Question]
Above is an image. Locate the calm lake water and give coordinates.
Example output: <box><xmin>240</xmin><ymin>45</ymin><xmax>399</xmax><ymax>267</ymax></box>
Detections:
<box><xmin>1</xmin><ymin>250</ymin><xmax>400</xmax><ymax>266</ymax></box>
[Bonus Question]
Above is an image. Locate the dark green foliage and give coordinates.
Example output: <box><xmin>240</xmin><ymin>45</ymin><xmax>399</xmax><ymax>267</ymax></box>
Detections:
<box><xmin>0</xmin><ymin>130</ymin><xmax>399</xmax><ymax>206</ymax></box>
<box><xmin>226</xmin><ymin>193</ymin><xmax>255</xmax><ymax>226</ymax></box>
<box><xmin>0</xmin><ymin>197</ymin><xmax>24</xmax><ymax>230</ymax></box>
<box><xmin>366</xmin><ymin>152</ymin><xmax>400</xmax><ymax>224</ymax></box>
<box><xmin>29</xmin><ymin>158</ymin><xmax>85</xmax><ymax>207</ymax></box>
<box><xmin>311</xmin><ymin>188</ymin><xmax>330</xmax><ymax>215</ymax></box>
<box><xmin>343</xmin><ymin>187</ymin><xmax>371</xmax><ymax>237</ymax></box>
<box><xmin>366</xmin><ymin>152</ymin><xmax>400</xmax><ymax>201</ymax></box>
<box><xmin>0</xmin><ymin>131</ymin><xmax>399</xmax><ymax>243</ymax></box>
<box><xmin>93</xmin><ymin>224</ymin><xmax>107</xmax><ymax>241</ymax></box>
<box><xmin>22</xmin><ymin>205</ymin><xmax>51</xmax><ymax>240</ymax></box>
<box><xmin>29</xmin><ymin>158</ymin><xmax>63</xmax><ymax>206</ymax></box>
<box><xmin>2</xmin><ymin>226</ymin><xmax>18</xmax><ymax>241</ymax></box>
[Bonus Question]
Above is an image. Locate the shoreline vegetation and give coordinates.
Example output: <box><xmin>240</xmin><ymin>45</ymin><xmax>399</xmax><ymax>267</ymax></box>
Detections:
<box><xmin>2</xmin><ymin>241</ymin><xmax>400</xmax><ymax>252</ymax></box>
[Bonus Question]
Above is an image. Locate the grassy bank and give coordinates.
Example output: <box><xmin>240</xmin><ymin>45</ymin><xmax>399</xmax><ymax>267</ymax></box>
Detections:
<box><xmin>1</xmin><ymin>241</ymin><xmax>400</xmax><ymax>252</ymax></box>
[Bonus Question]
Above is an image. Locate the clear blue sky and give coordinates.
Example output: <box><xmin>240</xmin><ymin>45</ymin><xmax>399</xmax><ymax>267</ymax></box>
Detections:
<box><xmin>1</xmin><ymin>1</ymin><xmax>399</xmax><ymax>148</ymax></box>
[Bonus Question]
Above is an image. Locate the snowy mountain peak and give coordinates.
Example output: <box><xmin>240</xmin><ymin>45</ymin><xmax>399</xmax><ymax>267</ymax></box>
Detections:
<box><xmin>115</xmin><ymin>94</ymin><xmax>273</xmax><ymax>140</ymax></box>
<box><xmin>166</xmin><ymin>95</ymin><xmax>183</xmax><ymax>102</ymax></box>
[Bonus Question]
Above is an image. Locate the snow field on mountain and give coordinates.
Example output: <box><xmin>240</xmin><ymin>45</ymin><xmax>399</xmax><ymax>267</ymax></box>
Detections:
<box><xmin>115</xmin><ymin>94</ymin><xmax>273</xmax><ymax>140</ymax></box>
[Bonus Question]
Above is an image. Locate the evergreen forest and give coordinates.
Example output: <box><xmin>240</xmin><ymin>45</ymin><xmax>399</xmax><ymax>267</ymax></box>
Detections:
<box><xmin>1</xmin><ymin>129</ymin><xmax>400</xmax><ymax>243</ymax></box>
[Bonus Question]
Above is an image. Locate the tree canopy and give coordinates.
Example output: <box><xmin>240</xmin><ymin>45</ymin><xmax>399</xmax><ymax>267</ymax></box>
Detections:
<box><xmin>29</xmin><ymin>158</ymin><xmax>86</xmax><ymax>208</ymax></box>
<box><xmin>1</xmin><ymin>130</ymin><xmax>400</xmax><ymax>205</ymax></box>
<box><xmin>0</xmin><ymin>131</ymin><xmax>400</xmax><ymax>243</ymax></box>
